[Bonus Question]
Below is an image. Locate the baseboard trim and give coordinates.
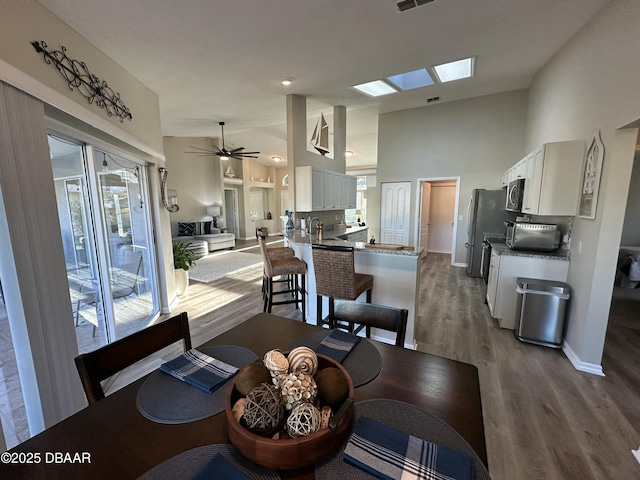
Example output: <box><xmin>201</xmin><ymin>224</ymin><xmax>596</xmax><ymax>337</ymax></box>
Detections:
<box><xmin>453</xmin><ymin>262</ymin><xmax>466</xmax><ymax>268</ymax></box>
<box><xmin>165</xmin><ymin>296</ymin><xmax>180</xmax><ymax>313</ymax></box>
<box><xmin>562</xmin><ymin>340</ymin><xmax>605</xmax><ymax>376</ymax></box>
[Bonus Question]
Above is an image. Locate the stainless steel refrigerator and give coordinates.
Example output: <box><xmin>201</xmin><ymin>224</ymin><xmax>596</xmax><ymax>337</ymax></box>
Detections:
<box><xmin>465</xmin><ymin>189</ymin><xmax>513</xmax><ymax>277</ymax></box>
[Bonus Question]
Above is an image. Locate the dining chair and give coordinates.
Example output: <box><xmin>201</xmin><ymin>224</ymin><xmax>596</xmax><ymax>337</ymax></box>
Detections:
<box><xmin>333</xmin><ymin>300</ymin><xmax>408</xmax><ymax>347</ymax></box>
<box><xmin>311</xmin><ymin>244</ymin><xmax>373</xmax><ymax>332</ymax></box>
<box><xmin>74</xmin><ymin>311</ymin><xmax>192</xmax><ymax>404</ymax></box>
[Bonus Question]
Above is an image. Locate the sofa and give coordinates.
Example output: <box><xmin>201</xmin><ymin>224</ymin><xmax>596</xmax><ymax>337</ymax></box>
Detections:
<box><xmin>173</xmin><ymin>222</ymin><xmax>236</xmax><ymax>255</ymax></box>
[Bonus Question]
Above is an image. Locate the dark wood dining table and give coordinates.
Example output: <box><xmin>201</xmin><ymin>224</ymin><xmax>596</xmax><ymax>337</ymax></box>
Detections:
<box><xmin>1</xmin><ymin>313</ymin><xmax>487</xmax><ymax>479</ymax></box>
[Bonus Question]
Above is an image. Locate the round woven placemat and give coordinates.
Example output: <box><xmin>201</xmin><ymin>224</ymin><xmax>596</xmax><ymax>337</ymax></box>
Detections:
<box><xmin>136</xmin><ymin>345</ymin><xmax>257</xmax><ymax>424</ymax></box>
<box><xmin>314</xmin><ymin>399</ymin><xmax>490</xmax><ymax>480</ymax></box>
<box><xmin>286</xmin><ymin>330</ymin><xmax>381</xmax><ymax>387</ymax></box>
<box><xmin>138</xmin><ymin>444</ymin><xmax>280</xmax><ymax>480</ymax></box>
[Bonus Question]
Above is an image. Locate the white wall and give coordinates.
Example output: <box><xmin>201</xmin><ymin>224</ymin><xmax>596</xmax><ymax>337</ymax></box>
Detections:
<box><xmin>0</xmin><ymin>0</ymin><xmax>162</xmax><ymax>155</ymax></box>
<box><xmin>524</xmin><ymin>0</ymin><xmax>640</xmax><ymax>371</ymax></box>
<box><xmin>377</xmin><ymin>89</ymin><xmax>529</xmax><ymax>262</ymax></box>
<box><xmin>162</xmin><ymin>137</ymin><xmax>222</xmax><ymax>236</ymax></box>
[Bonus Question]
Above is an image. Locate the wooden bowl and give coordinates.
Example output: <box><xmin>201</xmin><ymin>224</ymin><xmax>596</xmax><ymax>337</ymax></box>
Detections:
<box><xmin>225</xmin><ymin>353</ymin><xmax>355</xmax><ymax>470</ymax></box>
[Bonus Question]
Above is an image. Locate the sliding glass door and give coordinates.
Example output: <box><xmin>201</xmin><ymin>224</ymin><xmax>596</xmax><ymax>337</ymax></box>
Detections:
<box><xmin>49</xmin><ymin>134</ymin><xmax>159</xmax><ymax>352</ymax></box>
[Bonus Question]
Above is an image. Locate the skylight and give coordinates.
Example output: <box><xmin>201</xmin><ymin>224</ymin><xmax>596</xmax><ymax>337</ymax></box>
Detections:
<box><xmin>433</xmin><ymin>57</ymin><xmax>474</xmax><ymax>83</ymax></box>
<box><xmin>387</xmin><ymin>68</ymin><xmax>434</xmax><ymax>91</ymax></box>
<box><xmin>352</xmin><ymin>80</ymin><xmax>398</xmax><ymax>97</ymax></box>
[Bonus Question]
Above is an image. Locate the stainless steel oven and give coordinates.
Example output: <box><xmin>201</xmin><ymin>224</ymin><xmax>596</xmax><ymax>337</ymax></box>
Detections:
<box><xmin>481</xmin><ymin>240</ymin><xmax>491</xmax><ymax>284</ymax></box>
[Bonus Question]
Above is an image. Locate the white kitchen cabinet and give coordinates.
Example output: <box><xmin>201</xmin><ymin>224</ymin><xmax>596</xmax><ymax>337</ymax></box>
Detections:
<box><xmin>521</xmin><ymin>140</ymin><xmax>584</xmax><ymax>216</ymax></box>
<box><xmin>295</xmin><ymin>166</ymin><xmax>324</xmax><ymax>211</ymax></box>
<box><xmin>343</xmin><ymin>228</ymin><xmax>368</xmax><ymax>243</ymax></box>
<box><xmin>489</xmin><ymin>252</ymin><xmax>569</xmax><ymax>329</ymax></box>
<box><xmin>295</xmin><ymin>166</ymin><xmax>357</xmax><ymax>212</ymax></box>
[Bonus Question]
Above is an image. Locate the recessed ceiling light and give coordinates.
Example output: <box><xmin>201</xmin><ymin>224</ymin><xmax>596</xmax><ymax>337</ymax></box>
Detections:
<box><xmin>345</xmin><ymin>150</ymin><xmax>354</xmax><ymax>157</ymax></box>
<box><xmin>387</xmin><ymin>68</ymin><xmax>434</xmax><ymax>91</ymax></box>
<box><xmin>433</xmin><ymin>57</ymin><xmax>474</xmax><ymax>83</ymax></box>
<box><xmin>353</xmin><ymin>80</ymin><xmax>398</xmax><ymax>97</ymax></box>
<box><xmin>272</xmin><ymin>156</ymin><xmax>282</xmax><ymax>163</ymax></box>
<box><xmin>280</xmin><ymin>78</ymin><xmax>293</xmax><ymax>86</ymax></box>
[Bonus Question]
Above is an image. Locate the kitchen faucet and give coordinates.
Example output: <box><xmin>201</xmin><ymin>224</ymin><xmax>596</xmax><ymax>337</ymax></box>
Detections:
<box><xmin>309</xmin><ymin>217</ymin><xmax>321</xmax><ymax>234</ymax></box>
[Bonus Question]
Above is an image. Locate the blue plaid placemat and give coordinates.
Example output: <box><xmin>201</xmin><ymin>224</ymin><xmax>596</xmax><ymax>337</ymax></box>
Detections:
<box><xmin>344</xmin><ymin>416</ymin><xmax>477</xmax><ymax>480</ymax></box>
<box><xmin>191</xmin><ymin>453</ymin><xmax>251</xmax><ymax>480</ymax></box>
<box><xmin>315</xmin><ymin>329</ymin><xmax>361</xmax><ymax>363</ymax></box>
<box><xmin>160</xmin><ymin>349</ymin><xmax>239</xmax><ymax>394</ymax></box>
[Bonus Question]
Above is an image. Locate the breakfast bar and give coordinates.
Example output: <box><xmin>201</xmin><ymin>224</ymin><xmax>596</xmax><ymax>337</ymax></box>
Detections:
<box><xmin>282</xmin><ymin>228</ymin><xmax>424</xmax><ymax>348</ymax></box>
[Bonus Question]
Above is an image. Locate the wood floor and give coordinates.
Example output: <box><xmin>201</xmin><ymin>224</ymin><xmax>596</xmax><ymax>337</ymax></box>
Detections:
<box><xmin>3</xmin><ymin>242</ymin><xmax>640</xmax><ymax>479</ymax></box>
<box><xmin>415</xmin><ymin>253</ymin><xmax>640</xmax><ymax>480</ymax></box>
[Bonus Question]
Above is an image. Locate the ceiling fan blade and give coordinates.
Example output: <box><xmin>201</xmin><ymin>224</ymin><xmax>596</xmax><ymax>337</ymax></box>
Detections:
<box><xmin>238</xmin><ymin>155</ymin><xmax>259</xmax><ymax>159</ymax></box>
<box><xmin>237</xmin><ymin>151</ymin><xmax>260</xmax><ymax>155</ymax></box>
<box><xmin>228</xmin><ymin>147</ymin><xmax>245</xmax><ymax>154</ymax></box>
<box><xmin>185</xmin><ymin>145</ymin><xmax>219</xmax><ymax>154</ymax></box>
<box><xmin>184</xmin><ymin>150</ymin><xmax>216</xmax><ymax>155</ymax></box>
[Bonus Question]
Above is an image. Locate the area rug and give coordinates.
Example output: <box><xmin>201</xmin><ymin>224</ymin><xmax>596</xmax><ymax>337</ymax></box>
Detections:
<box><xmin>188</xmin><ymin>252</ymin><xmax>263</xmax><ymax>283</ymax></box>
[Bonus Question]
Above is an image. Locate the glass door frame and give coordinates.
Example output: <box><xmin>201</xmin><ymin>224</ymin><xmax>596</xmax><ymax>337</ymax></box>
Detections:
<box><xmin>49</xmin><ymin>128</ymin><xmax>161</xmax><ymax>346</ymax></box>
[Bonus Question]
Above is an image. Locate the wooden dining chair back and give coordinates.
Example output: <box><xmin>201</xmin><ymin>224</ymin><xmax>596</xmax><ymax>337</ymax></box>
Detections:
<box><xmin>333</xmin><ymin>300</ymin><xmax>408</xmax><ymax>347</ymax></box>
<box><xmin>74</xmin><ymin>312</ymin><xmax>192</xmax><ymax>404</ymax></box>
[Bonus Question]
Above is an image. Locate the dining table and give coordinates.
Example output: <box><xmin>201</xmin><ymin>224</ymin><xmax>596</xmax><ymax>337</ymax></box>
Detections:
<box><xmin>1</xmin><ymin>313</ymin><xmax>487</xmax><ymax>479</ymax></box>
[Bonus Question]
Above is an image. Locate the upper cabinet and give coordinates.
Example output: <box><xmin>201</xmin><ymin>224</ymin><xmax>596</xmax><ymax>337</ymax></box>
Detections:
<box><xmin>503</xmin><ymin>140</ymin><xmax>584</xmax><ymax>216</ymax></box>
<box><xmin>521</xmin><ymin>140</ymin><xmax>584</xmax><ymax>216</ymax></box>
<box><xmin>295</xmin><ymin>166</ymin><xmax>357</xmax><ymax>211</ymax></box>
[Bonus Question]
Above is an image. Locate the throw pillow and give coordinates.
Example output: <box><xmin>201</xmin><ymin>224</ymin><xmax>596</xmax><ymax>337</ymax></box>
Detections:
<box><xmin>178</xmin><ymin>222</ymin><xmax>196</xmax><ymax>236</ymax></box>
<box><xmin>203</xmin><ymin>221</ymin><xmax>212</xmax><ymax>234</ymax></box>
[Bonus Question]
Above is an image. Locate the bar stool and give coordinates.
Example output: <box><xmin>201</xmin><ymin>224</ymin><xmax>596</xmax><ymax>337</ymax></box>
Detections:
<box><xmin>258</xmin><ymin>235</ymin><xmax>307</xmax><ymax>321</ymax></box>
<box><xmin>256</xmin><ymin>227</ymin><xmax>294</xmax><ymax>300</ymax></box>
<box><xmin>311</xmin><ymin>244</ymin><xmax>373</xmax><ymax>332</ymax></box>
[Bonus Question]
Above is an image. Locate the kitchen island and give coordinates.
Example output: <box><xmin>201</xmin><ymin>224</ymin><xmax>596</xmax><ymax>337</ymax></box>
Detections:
<box><xmin>283</xmin><ymin>228</ymin><xmax>424</xmax><ymax>348</ymax></box>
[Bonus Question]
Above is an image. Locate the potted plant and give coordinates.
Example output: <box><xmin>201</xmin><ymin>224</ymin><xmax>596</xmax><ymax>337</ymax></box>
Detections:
<box><xmin>173</xmin><ymin>241</ymin><xmax>197</xmax><ymax>296</ymax></box>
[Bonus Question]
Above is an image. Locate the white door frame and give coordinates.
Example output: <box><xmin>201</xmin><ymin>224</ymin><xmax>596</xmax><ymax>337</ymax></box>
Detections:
<box><xmin>415</xmin><ymin>177</ymin><xmax>460</xmax><ymax>266</ymax></box>
<box><xmin>224</xmin><ymin>187</ymin><xmax>240</xmax><ymax>235</ymax></box>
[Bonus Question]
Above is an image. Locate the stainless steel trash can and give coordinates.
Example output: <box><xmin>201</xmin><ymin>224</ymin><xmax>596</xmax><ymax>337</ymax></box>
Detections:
<box><xmin>514</xmin><ymin>277</ymin><xmax>570</xmax><ymax>348</ymax></box>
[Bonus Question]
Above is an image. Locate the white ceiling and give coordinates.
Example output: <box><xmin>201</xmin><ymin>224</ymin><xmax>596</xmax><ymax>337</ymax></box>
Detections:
<box><xmin>37</xmin><ymin>0</ymin><xmax>610</xmax><ymax>169</ymax></box>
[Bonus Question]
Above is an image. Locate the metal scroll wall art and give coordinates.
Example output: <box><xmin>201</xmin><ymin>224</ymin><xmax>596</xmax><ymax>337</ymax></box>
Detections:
<box><xmin>31</xmin><ymin>40</ymin><xmax>132</xmax><ymax>122</ymax></box>
<box><xmin>159</xmin><ymin>168</ymin><xmax>179</xmax><ymax>213</ymax></box>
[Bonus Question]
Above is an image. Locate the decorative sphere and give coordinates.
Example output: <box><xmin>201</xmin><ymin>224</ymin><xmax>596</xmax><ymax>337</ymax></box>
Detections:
<box><xmin>263</xmin><ymin>349</ymin><xmax>289</xmax><ymax>378</ymax></box>
<box><xmin>242</xmin><ymin>383</ymin><xmax>284</xmax><ymax>437</ymax></box>
<box><xmin>235</xmin><ymin>362</ymin><xmax>270</xmax><ymax>396</ymax></box>
<box><xmin>286</xmin><ymin>403</ymin><xmax>321</xmax><ymax>438</ymax></box>
<box><xmin>287</xmin><ymin>346</ymin><xmax>318</xmax><ymax>376</ymax></box>
<box><xmin>315</xmin><ymin>367</ymin><xmax>349</xmax><ymax>410</ymax></box>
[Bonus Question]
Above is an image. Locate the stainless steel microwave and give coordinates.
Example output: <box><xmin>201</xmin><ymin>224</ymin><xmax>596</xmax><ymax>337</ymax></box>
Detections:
<box><xmin>505</xmin><ymin>178</ymin><xmax>524</xmax><ymax>212</ymax></box>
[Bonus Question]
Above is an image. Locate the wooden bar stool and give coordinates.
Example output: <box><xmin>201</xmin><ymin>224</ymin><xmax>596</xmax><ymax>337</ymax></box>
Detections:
<box><xmin>311</xmin><ymin>244</ymin><xmax>373</xmax><ymax>332</ymax></box>
<box><xmin>256</xmin><ymin>227</ymin><xmax>294</xmax><ymax>300</ymax></box>
<box><xmin>258</xmin><ymin>235</ymin><xmax>307</xmax><ymax>321</ymax></box>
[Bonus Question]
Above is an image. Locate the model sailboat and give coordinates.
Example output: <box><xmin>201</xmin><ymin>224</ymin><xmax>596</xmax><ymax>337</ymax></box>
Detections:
<box><xmin>310</xmin><ymin>113</ymin><xmax>330</xmax><ymax>156</ymax></box>
<box><xmin>225</xmin><ymin>163</ymin><xmax>235</xmax><ymax>178</ymax></box>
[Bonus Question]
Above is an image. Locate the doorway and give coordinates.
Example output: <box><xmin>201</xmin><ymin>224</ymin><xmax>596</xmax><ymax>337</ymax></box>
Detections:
<box><xmin>417</xmin><ymin>178</ymin><xmax>460</xmax><ymax>263</ymax></box>
<box><xmin>224</xmin><ymin>188</ymin><xmax>240</xmax><ymax>235</ymax></box>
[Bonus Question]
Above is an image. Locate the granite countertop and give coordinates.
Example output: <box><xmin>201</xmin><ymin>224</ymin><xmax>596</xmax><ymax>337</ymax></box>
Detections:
<box><xmin>283</xmin><ymin>228</ymin><xmax>423</xmax><ymax>257</ymax></box>
<box><xmin>490</xmin><ymin>241</ymin><xmax>570</xmax><ymax>261</ymax></box>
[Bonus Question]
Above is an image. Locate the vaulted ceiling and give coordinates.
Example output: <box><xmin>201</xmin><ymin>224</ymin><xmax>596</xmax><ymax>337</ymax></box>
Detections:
<box><xmin>38</xmin><ymin>0</ymin><xmax>610</xmax><ymax>169</ymax></box>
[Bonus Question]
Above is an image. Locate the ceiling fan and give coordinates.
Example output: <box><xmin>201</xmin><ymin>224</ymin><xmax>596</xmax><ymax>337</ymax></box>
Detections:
<box><xmin>185</xmin><ymin>122</ymin><xmax>260</xmax><ymax>160</ymax></box>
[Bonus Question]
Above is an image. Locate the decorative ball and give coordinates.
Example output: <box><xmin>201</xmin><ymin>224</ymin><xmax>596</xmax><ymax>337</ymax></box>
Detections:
<box><xmin>235</xmin><ymin>362</ymin><xmax>271</xmax><ymax>396</ymax></box>
<box><xmin>279</xmin><ymin>371</ymin><xmax>318</xmax><ymax>410</ymax></box>
<box><xmin>315</xmin><ymin>367</ymin><xmax>349</xmax><ymax>410</ymax></box>
<box><xmin>232</xmin><ymin>398</ymin><xmax>247</xmax><ymax>423</ymax></box>
<box><xmin>242</xmin><ymin>383</ymin><xmax>284</xmax><ymax>436</ymax></box>
<box><xmin>287</xmin><ymin>346</ymin><xmax>318</xmax><ymax>376</ymax></box>
<box><xmin>263</xmin><ymin>349</ymin><xmax>289</xmax><ymax>378</ymax></box>
<box><xmin>320</xmin><ymin>405</ymin><xmax>332</xmax><ymax>430</ymax></box>
<box><xmin>286</xmin><ymin>403</ymin><xmax>321</xmax><ymax>438</ymax></box>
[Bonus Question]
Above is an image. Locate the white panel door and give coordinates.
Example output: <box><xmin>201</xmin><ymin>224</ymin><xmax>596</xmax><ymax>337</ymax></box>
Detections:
<box><xmin>380</xmin><ymin>182</ymin><xmax>411</xmax><ymax>245</ymax></box>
